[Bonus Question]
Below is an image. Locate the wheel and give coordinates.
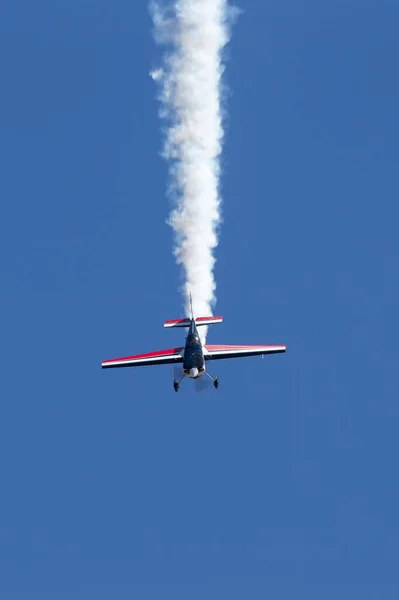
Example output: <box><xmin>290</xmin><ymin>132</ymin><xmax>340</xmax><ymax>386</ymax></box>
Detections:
<box><xmin>214</xmin><ymin>378</ymin><xmax>219</xmax><ymax>389</ymax></box>
<box><xmin>174</xmin><ymin>381</ymin><xmax>179</xmax><ymax>392</ymax></box>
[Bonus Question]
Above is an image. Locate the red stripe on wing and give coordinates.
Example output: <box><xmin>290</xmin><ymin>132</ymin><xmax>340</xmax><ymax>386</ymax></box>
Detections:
<box><xmin>205</xmin><ymin>345</ymin><xmax>285</xmax><ymax>351</ymax></box>
<box><xmin>102</xmin><ymin>347</ymin><xmax>184</xmax><ymax>365</ymax></box>
<box><xmin>203</xmin><ymin>344</ymin><xmax>286</xmax><ymax>361</ymax></box>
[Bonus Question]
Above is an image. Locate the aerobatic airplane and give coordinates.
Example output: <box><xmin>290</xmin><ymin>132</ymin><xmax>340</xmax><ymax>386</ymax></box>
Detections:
<box><xmin>101</xmin><ymin>297</ymin><xmax>286</xmax><ymax>391</ymax></box>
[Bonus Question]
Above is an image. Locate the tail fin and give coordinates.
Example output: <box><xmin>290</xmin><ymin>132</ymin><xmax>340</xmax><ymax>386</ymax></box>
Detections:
<box><xmin>164</xmin><ymin>293</ymin><xmax>222</xmax><ymax>328</ymax></box>
<box><xmin>164</xmin><ymin>316</ymin><xmax>223</xmax><ymax>328</ymax></box>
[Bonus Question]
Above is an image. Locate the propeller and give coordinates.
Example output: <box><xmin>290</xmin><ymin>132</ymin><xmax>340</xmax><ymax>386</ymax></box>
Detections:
<box><xmin>170</xmin><ymin>366</ymin><xmax>213</xmax><ymax>393</ymax></box>
<box><xmin>194</xmin><ymin>376</ymin><xmax>213</xmax><ymax>394</ymax></box>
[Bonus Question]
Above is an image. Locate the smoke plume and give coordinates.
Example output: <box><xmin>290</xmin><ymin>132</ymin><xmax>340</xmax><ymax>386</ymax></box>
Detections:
<box><xmin>150</xmin><ymin>0</ymin><xmax>237</xmax><ymax>341</ymax></box>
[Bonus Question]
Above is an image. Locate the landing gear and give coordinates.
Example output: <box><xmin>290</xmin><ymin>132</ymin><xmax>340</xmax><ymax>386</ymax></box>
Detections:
<box><xmin>173</xmin><ymin>374</ymin><xmax>184</xmax><ymax>392</ymax></box>
<box><xmin>205</xmin><ymin>372</ymin><xmax>219</xmax><ymax>389</ymax></box>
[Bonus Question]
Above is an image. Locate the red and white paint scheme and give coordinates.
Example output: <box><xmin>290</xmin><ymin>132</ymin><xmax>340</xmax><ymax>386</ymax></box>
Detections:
<box><xmin>102</xmin><ymin>296</ymin><xmax>286</xmax><ymax>391</ymax></box>
<box><xmin>164</xmin><ymin>316</ymin><xmax>223</xmax><ymax>328</ymax></box>
<box><xmin>101</xmin><ymin>347</ymin><xmax>185</xmax><ymax>370</ymax></box>
<box><xmin>202</xmin><ymin>345</ymin><xmax>287</xmax><ymax>360</ymax></box>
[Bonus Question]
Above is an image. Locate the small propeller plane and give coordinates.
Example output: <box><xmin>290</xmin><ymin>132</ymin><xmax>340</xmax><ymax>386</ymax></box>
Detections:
<box><xmin>101</xmin><ymin>296</ymin><xmax>286</xmax><ymax>391</ymax></box>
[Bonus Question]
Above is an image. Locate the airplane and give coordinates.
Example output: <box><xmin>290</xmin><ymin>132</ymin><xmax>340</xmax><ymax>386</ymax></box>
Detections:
<box><xmin>101</xmin><ymin>296</ymin><xmax>286</xmax><ymax>391</ymax></box>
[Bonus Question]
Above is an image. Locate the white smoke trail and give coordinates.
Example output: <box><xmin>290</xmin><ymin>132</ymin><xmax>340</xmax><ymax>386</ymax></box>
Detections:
<box><xmin>150</xmin><ymin>0</ymin><xmax>237</xmax><ymax>341</ymax></box>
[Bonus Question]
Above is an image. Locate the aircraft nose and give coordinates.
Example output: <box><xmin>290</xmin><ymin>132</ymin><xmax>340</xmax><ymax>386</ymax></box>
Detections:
<box><xmin>189</xmin><ymin>367</ymin><xmax>199</xmax><ymax>378</ymax></box>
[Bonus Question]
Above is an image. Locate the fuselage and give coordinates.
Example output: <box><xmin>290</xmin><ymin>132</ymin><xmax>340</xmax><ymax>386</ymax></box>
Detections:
<box><xmin>182</xmin><ymin>319</ymin><xmax>205</xmax><ymax>378</ymax></box>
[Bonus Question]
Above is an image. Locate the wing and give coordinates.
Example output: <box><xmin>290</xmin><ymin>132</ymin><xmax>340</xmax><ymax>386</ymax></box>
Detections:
<box><xmin>102</xmin><ymin>347</ymin><xmax>184</xmax><ymax>369</ymax></box>
<box><xmin>204</xmin><ymin>344</ymin><xmax>286</xmax><ymax>360</ymax></box>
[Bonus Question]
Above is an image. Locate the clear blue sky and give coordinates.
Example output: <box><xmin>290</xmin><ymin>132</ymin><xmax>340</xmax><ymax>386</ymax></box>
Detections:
<box><xmin>0</xmin><ymin>1</ymin><xmax>398</xmax><ymax>598</ymax></box>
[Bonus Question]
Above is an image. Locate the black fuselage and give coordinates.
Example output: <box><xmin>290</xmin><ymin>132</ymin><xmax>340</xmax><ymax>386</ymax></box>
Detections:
<box><xmin>182</xmin><ymin>319</ymin><xmax>205</xmax><ymax>378</ymax></box>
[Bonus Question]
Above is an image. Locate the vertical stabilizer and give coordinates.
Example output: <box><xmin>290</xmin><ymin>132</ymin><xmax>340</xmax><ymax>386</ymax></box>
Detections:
<box><xmin>190</xmin><ymin>292</ymin><xmax>194</xmax><ymax>320</ymax></box>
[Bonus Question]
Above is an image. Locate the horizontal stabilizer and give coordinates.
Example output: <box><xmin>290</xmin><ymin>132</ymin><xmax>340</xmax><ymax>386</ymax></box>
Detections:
<box><xmin>164</xmin><ymin>316</ymin><xmax>223</xmax><ymax>328</ymax></box>
<box><xmin>164</xmin><ymin>318</ymin><xmax>191</xmax><ymax>328</ymax></box>
<box><xmin>195</xmin><ymin>316</ymin><xmax>223</xmax><ymax>326</ymax></box>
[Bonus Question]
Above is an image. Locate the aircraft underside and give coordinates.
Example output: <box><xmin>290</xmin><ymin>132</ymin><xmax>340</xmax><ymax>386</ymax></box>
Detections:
<box><xmin>101</xmin><ymin>301</ymin><xmax>286</xmax><ymax>393</ymax></box>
